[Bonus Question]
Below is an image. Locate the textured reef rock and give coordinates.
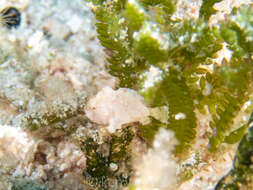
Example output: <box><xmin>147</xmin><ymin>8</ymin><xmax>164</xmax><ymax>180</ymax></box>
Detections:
<box><xmin>0</xmin><ymin>125</ymin><xmax>87</xmax><ymax>189</ymax></box>
<box><xmin>0</xmin><ymin>0</ymin><xmax>104</xmax><ymax>189</ymax></box>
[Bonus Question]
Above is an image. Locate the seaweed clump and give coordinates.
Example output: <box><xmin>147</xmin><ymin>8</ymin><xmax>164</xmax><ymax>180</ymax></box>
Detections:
<box><xmin>215</xmin><ymin>112</ymin><xmax>253</xmax><ymax>189</ymax></box>
<box><xmin>87</xmin><ymin>0</ymin><xmax>253</xmax><ymax>155</ymax></box>
<box><xmin>82</xmin><ymin>126</ymin><xmax>134</xmax><ymax>190</ymax></box>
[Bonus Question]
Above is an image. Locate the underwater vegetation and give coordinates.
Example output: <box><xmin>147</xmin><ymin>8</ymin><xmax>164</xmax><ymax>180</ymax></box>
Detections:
<box><xmin>215</xmin><ymin>112</ymin><xmax>253</xmax><ymax>189</ymax></box>
<box><xmin>87</xmin><ymin>0</ymin><xmax>253</xmax><ymax>155</ymax></box>
<box><xmin>82</xmin><ymin>126</ymin><xmax>134</xmax><ymax>189</ymax></box>
<box><xmin>84</xmin><ymin>0</ymin><xmax>253</xmax><ymax>188</ymax></box>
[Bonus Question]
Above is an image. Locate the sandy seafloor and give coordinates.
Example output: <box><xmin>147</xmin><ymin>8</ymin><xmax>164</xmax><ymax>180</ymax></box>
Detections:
<box><xmin>0</xmin><ymin>0</ymin><xmax>252</xmax><ymax>190</ymax></box>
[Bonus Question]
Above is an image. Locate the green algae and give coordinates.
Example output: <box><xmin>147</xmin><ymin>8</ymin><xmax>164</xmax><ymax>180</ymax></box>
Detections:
<box><xmin>82</xmin><ymin>126</ymin><xmax>134</xmax><ymax>190</ymax></box>
<box><xmin>215</xmin><ymin>114</ymin><xmax>253</xmax><ymax>189</ymax></box>
<box><xmin>88</xmin><ymin>0</ymin><xmax>253</xmax><ymax>155</ymax></box>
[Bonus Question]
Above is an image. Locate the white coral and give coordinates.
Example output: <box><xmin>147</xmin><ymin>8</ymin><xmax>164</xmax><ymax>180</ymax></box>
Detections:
<box><xmin>133</xmin><ymin>128</ymin><xmax>178</xmax><ymax>190</ymax></box>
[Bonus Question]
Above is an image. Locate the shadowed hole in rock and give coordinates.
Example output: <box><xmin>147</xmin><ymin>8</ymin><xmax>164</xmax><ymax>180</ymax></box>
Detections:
<box><xmin>34</xmin><ymin>152</ymin><xmax>47</xmax><ymax>165</ymax></box>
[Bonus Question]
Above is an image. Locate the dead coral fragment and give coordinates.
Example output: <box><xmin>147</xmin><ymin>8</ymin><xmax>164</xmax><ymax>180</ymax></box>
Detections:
<box><xmin>85</xmin><ymin>87</ymin><xmax>150</xmax><ymax>133</ymax></box>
